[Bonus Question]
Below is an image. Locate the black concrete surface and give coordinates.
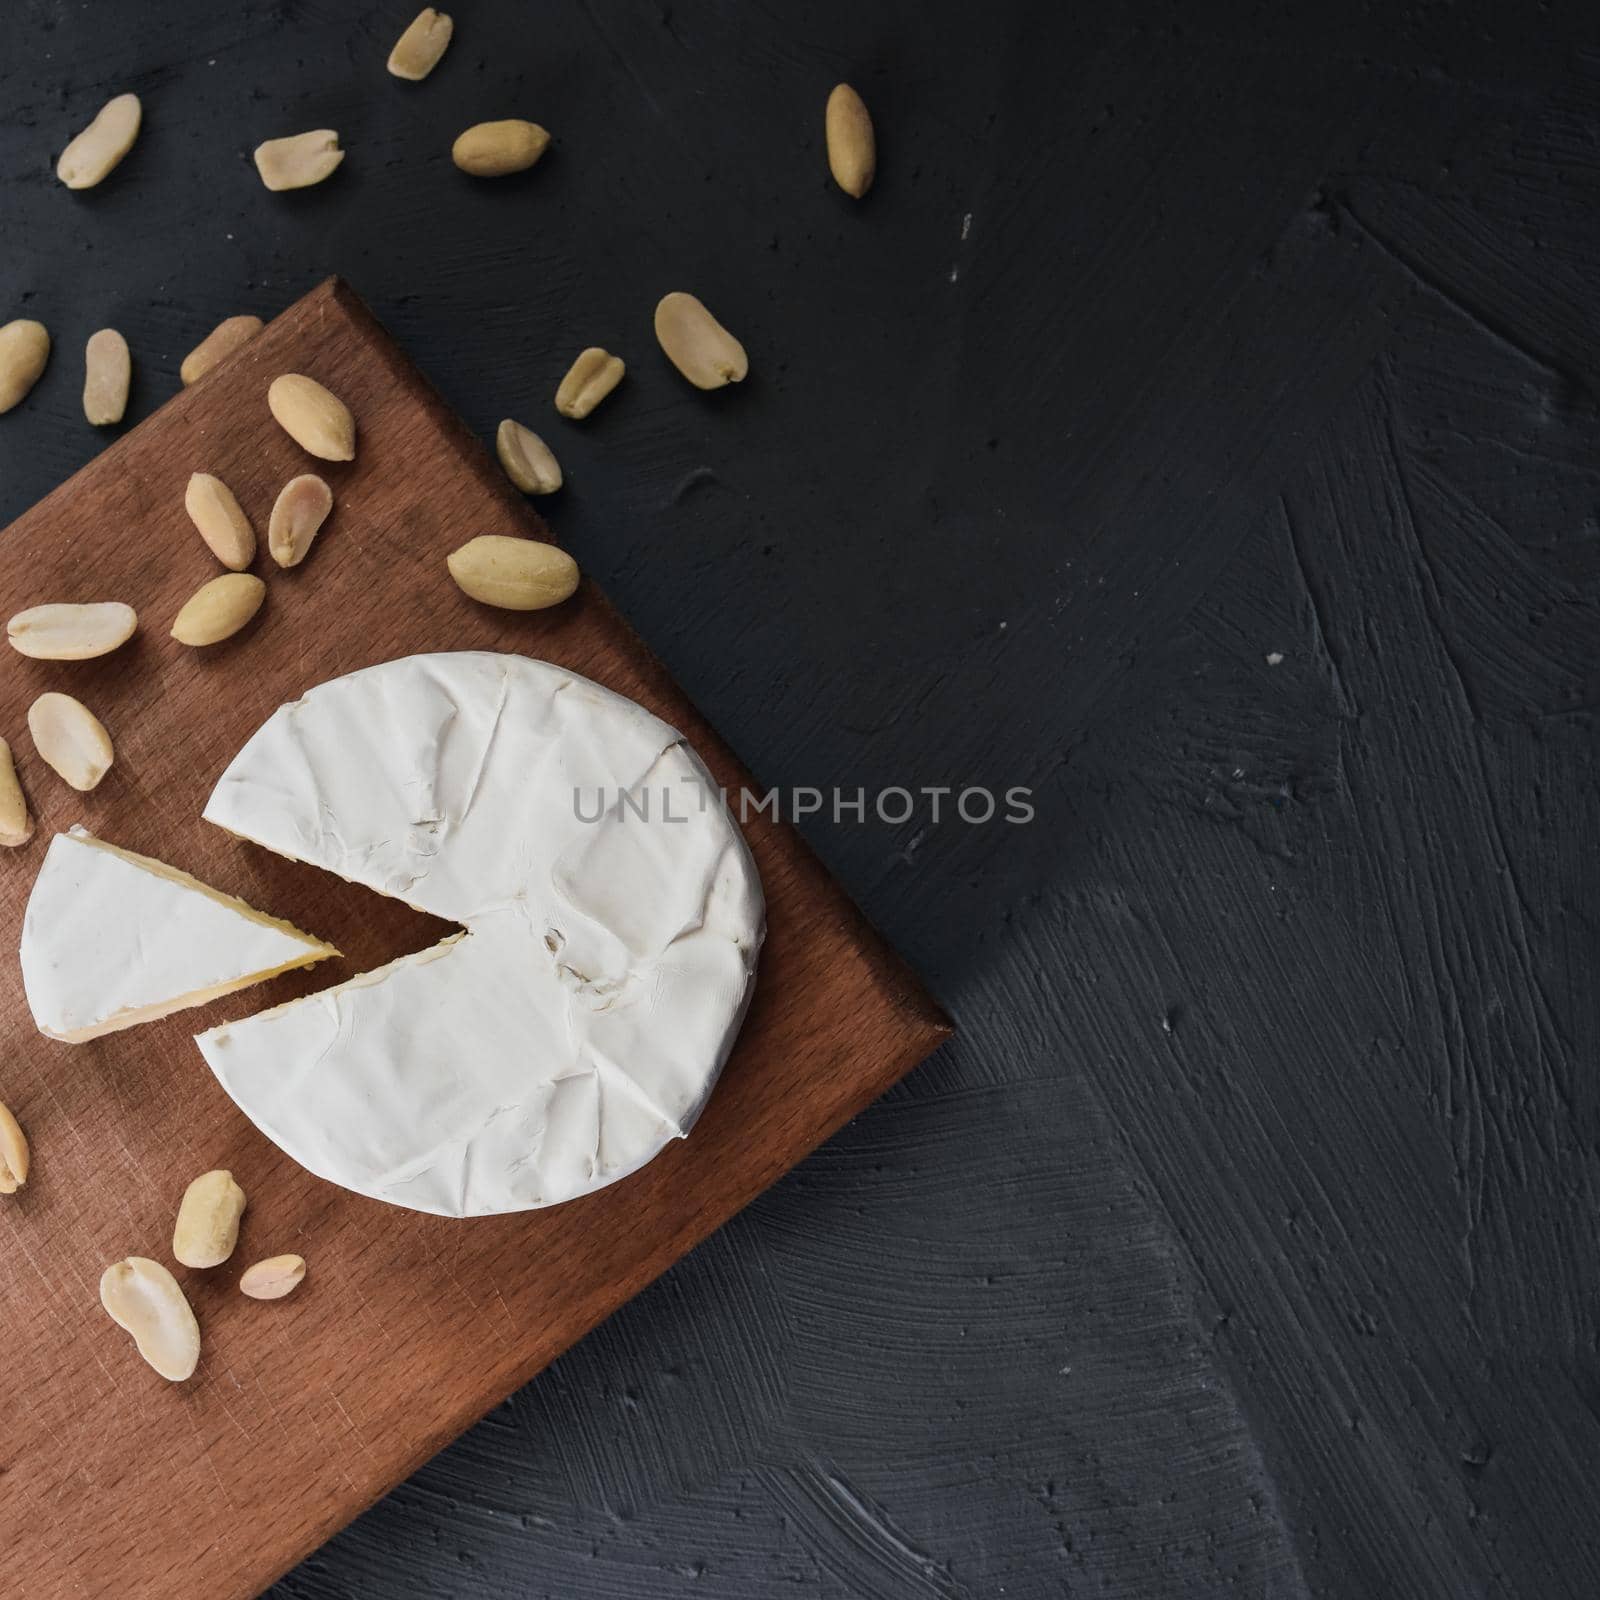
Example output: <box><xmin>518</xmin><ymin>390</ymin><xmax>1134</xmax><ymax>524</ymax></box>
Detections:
<box><xmin>4</xmin><ymin>1</ymin><xmax>1599</xmax><ymax>1595</ymax></box>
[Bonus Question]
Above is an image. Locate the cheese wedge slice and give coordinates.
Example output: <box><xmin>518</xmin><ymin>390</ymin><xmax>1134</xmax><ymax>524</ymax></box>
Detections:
<box><xmin>21</xmin><ymin>827</ymin><xmax>338</xmax><ymax>1043</ymax></box>
<box><xmin>197</xmin><ymin>652</ymin><xmax>764</xmax><ymax>1217</ymax></box>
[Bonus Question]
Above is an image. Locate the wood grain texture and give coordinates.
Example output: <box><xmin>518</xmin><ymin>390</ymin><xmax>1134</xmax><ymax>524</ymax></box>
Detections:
<box><xmin>0</xmin><ymin>278</ymin><xmax>950</xmax><ymax>1600</ymax></box>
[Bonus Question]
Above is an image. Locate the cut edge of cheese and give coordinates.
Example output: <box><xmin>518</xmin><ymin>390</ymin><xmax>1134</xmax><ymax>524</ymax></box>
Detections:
<box><xmin>21</xmin><ymin>827</ymin><xmax>340</xmax><ymax>1043</ymax></box>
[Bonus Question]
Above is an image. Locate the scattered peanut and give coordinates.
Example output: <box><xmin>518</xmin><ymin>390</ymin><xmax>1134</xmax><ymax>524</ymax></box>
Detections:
<box><xmin>452</xmin><ymin>119</ymin><xmax>549</xmax><ymax>176</ymax></box>
<box><xmin>495</xmin><ymin>419</ymin><xmax>563</xmax><ymax>494</ymax></box>
<box><xmin>28</xmin><ymin>693</ymin><xmax>114</xmax><ymax>792</ymax></box>
<box><xmin>388</xmin><ymin>8</ymin><xmax>454</xmax><ymax>80</ymax></box>
<box><xmin>239</xmin><ymin>1254</ymin><xmax>307</xmax><ymax>1300</ymax></box>
<box><xmin>268</xmin><ymin>373</ymin><xmax>356</xmax><ymax>460</ymax></box>
<box><xmin>181</xmin><ymin>315</ymin><xmax>263</xmax><ymax>386</ymax></box>
<box><xmin>0</xmin><ymin>320</ymin><xmax>50</xmax><ymax>414</ymax></box>
<box><xmin>8</xmin><ymin>601</ymin><xmax>138</xmax><ymax>661</ymax></box>
<box><xmin>173</xmin><ymin>1168</ymin><xmax>247</xmax><ymax>1268</ymax></box>
<box><xmin>254</xmin><ymin>130</ymin><xmax>344</xmax><ymax>192</ymax></box>
<box><xmin>57</xmin><ymin>93</ymin><xmax>142</xmax><ymax>190</ymax></box>
<box><xmin>654</xmin><ymin>292</ymin><xmax>749</xmax><ymax>390</ymax></box>
<box><xmin>83</xmin><ymin>329</ymin><xmax>131</xmax><ymax>425</ymax></box>
<box><xmin>825</xmin><ymin>83</ymin><xmax>875</xmax><ymax>198</ymax></box>
<box><xmin>555</xmin><ymin>348</ymin><xmax>624</xmax><ymax>419</ymax></box>
<box><xmin>268</xmin><ymin>474</ymin><xmax>333</xmax><ymax>567</ymax></box>
<box><xmin>0</xmin><ymin>739</ymin><xmax>31</xmax><ymax>848</ymax></box>
<box><xmin>171</xmin><ymin>574</ymin><xmax>266</xmax><ymax>647</ymax></box>
<box><xmin>0</xmin><ymin>1100</ymin><xmax>29</xmax><ymax>1192</ymax></box>
<box><xmin>448</xmin><ymin>535</ymin><xmax>579</xmax><ymax>610</ymax></box>
<box><xmin>185</xmin><ymin>473</ymin><xmax>256</xmax><ymax>570</ymax></box>
<box><xmin>99</xmin><ymin>1257</ymin><xmax>201</xmax><ymax>1382</ymax></box>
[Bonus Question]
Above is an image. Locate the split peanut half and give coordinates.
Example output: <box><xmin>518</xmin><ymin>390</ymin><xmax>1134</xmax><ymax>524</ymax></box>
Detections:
<box><xmin>268</xmin><ymin>373</ymin><xmax>356</xmax><ymax>460</ymax></box>
<box><xmin>173</xmin><ymin>1169</ymin><xmax>247</xmax><ymax>1268</ymax></box>
<box><xmin>185</xmin><ymin>473</ymin><xmax>256</xmax><ymax>569</ymax></box>
<box><xmin>171</xmin><ymin>574</ymin><xmax>266</xmax><ymax>646</ymax></box>
<box><xmin>268</xmin><ymin>474</ymin><xmax>333</xmax><ymax>567</ymax></box>
<box><xmin>388</xmin><ymin>9</ymin><xmax>454</xmax><ymax>80</ymax></box>
<box><xmin>181</xmin><ymin>315</ymin><xmax>263</xmax><ymax>386</ymax></box>
<box><xmin>83</xmin><ymin>329</ymin><xmax>131</xmax><ymax>425</ymax></box>
<box><xmin>496</xmin><ymin>419</ymin><xmax>562</xmax><ymax>494</ymax></box>
<box><xmin>555</xmin><ymin>348</ymin><xmax>624</xmax><ymax>419</ymax></box>
<box><xmin>57</xmin><ymin>93</ymin><xmax>142</xmax><ymax>189</ymax></box>
<box><xmin>99</xmin><ymin>1257</ymin><xmax>200</xmax><ymax>1382</ymax></box>
<box><xmin>254</xmin><ymin>130</ymin><xmax>344</xmax><ymax>191</ymax></box>
<box><xmin>28</xmin><ymin>693</ymin><xmax>114</xmax><ymax>792</ymax></box>
<box><xmin>0</xmin><ymin>320</ymin><xmax>50</xmax><ymax>414</ymax></box>
<box><xmin>8</xmin><ymin>602</ymin><xmax>137</xmax><ymax>660</ymax></box>
<box><xmin>448</xmin><ymin>535</ymin><xmax>579</xmax><ymax>610</ymax></box>
<box><xmin>452</xmin><ymin>119</ymin><xmax>549</xmax><ymax>176</ymax></box>
<box><xmin>240</xmin><ymin>1255</ymin><xmax>307</xmax><ymax>1300</ymax></box>
<box><xmin>654</xmin><ymin>293</ymin><xmax>748</xmax><ymax>389</ymax></box>
<box><xmin>0</xmin><ymin>1100</ymin><xmax>28</xmax><ymax>1192</ymax></box>
<box><xmin>825</xmin><ymin>83</ymin><xmax>875</xmax><ymax>198</ymax></box>
<box><xmin>0</xmin><ymin>739</ymin><xmax>32</xmax><ymax>848</ymax></box>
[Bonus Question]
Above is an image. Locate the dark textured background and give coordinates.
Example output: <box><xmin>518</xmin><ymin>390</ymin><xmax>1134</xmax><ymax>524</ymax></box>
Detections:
<box><xmin>4</xmin><ymin>1</ymin><xmax>1600</xmax><ymax>1595</ymax></box>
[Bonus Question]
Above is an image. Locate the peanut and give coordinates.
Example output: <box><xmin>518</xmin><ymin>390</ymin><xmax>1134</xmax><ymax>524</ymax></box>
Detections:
<box><xmin>452</xmin><ymin>119</ymin><xmax>549</xmax><ymax>176</ymax></box>
<box><xmin>83</xmin><ymin>329</ymin><xmax>131</xmax><ymax>425</ymax></box>
<box><xmin>171</xmin><ymin>574</ymin><xmax>266</xmax><ymax>647</ymax></box>
<box><xmin>0</xmin><ymin>320</ymin><xmax>50</xmax><ymax>414</ymax></box>
<box><xmin>99</xmin><ymin>1258</ymin><xmax>200</xmax><ymax>1382</ymax></box>
<box><xmin>654</xmin><ymin>292</ymin><xmax>748</xmax><ymax>389</ymax></box>
<box><xmin>555</xmin><ymin>348</ymin><xmax>624</xmax><ymax>419</ymax></box>
<box><xmin>57</xmin><ymin>93</ymin><xmax>142</xmax><ymax>189</ymax></box>
<box><xmin>239</xmin><ymin>1254</ymin><xmax>307</xmax><ymax>1300</ymax></box>
<box><xmin>185</xmin><ymin>473</ymin><xmax>256</xmax><ymax>570</ymax></box>
<box><xmin>181</xmin><ymin>315</ymin><xmax>263</xmax><ymax>386</ymax></box>
<box><xmin>28</xmin><ymin>693</ymin><xmax>114</xmax><ymax>792</ymax></box>
<box><xmin>0</xmin><ymin>1100</ymin><xmax>29</xmax><ymax>1192</ymax></box>
<box><xmin>254</xmin><ymin>130</ymin><xmax>344</xmax><ymax>192</ymax></box>
<box><xmin>825</xmin><ymin>83</ymin><xmax>875</xmax><ymax>198</ymax></box>
<box><xmin>268</xmin><ymin>474</ymin><xmax>333</xmax><ymax>567</ymax></box>
<box><xmin>268</xmin><ymin>373</ymin><xmax>356</xmax><ymax>460</ymax></box>
<box><xmin>0</xmin><ymin>739</ymin><xmax>31</xmax><ymax>848</ymax></box>
<box><xmin>495</xmin><ymin>419</ymin><xmax>563</xmax><ymax>494</ymax></box>
<box><xmin>388</xmin><ymin>9</ymin><xmax>454</xmax><ymax>80</ymax></box>
<box><xmin>8</xmin><ymin>601</ymin><xmax>137</xmax><ymax>661</ymax></box>
<box><xmin>173</xmin><ymin>1168</ymin><xmax>247</xmax><ymax>1268</ymax></box>
<box><xmin>448</xmin><ymin>535</ymin><xmax>579</xmax><ymax>610</ymax></box>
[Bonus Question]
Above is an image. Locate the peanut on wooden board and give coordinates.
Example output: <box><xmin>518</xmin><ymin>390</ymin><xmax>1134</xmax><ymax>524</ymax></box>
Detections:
<box><xmin>185</xmin><ymin>472</ymin><xmax>256</xmax><ymax>570</ymax></box>
<box><xmin>173</xmin><ymin>1168</ymin><xmax>247</xmax><ymax>1268</ymax></box>
<box><xmin>171</xmin><ymin>574</ymin><xmax>266</xmax><ymax>647</ymax></box>
<box><xmin>181</xmin><ymin>315</ymin><xmax>263</xmax><ymax>386</ymax></box>
<box><xmin>654</xmin><ymin>292</ymin><xmax>749</xmax><ymax>390</ymax></box>
<box><xmin>99</xmin><ymin>1257</ymin><xmax>201</xmax><ymax>1382</ymax></box>
<box><xmin>495</xmin><ymin>419</ymin><xmax>562</xmax><ymax>495</ymax></box>
<box><xmin>0</xmin><ymin>739</ymin><xmax>32</xmax><ymax>848</ymax></box>
<box><xmin>28</xmin><ymin>693</ymin><xmax>113</xmax><ymax>792</ymax></box>
<box><xmin>239</xmin><ymin>1254</ymin><xmax>307</xmax><ymax>1300</ymax></box>
<box><xmin>268</xmin><ymin>373</ymin><xmax>356</xmax><ymax>460</ymax></box>
<box><xmin>0</xmin><ymin>320</ymin><xmax>50</xmax><ymax>414</ymax></box>
<box><xmin>555</xmin><ymin>348</ymin><xmax>625</xmax><ymax>419</ymax></box>
<box><xmin>268</xmin><ymin>474</ymin><xmax>333</xmax><ymax>567</ymax></box>
<box><xmin>0</xmin><ymin>1100</ymin><xmax>29</xmax><ymax>1193</ymax></box>
<box><xmin>825</xmin><ymin>83</ymin><xmax>875</xmax><ymax>199</ymax></box>
<box><xmin>83</xmin><ymin>329</ymin><xmax>131</xmax><ymax>426</ymax></box>
<box><xmin>448</xmin><ymin>535</ymin><xmax>579</xmax><ymax>610</ymax></box>
<box><xmin>57</xmin><ymin>92</ymin><xmax>142</xmax><ymax>189</ymax></box>
<box><xmin>254</xmin><ymin>130</ymin><xmax>344</xmax><ymax>192</ymax></box>
<box><xmin>388</xmin><ymin>8</ymin><xmax>453</xmax><ymax>80</ymax></box>
<box><xmin>452</xmin><ymin>119</ymin><xmax>549</xmax><ymax>176</ymax></box>
<box><xmin>8</xmin><ymin>601</ymin><xmax>137</xmax><ymax>661</ymax></box>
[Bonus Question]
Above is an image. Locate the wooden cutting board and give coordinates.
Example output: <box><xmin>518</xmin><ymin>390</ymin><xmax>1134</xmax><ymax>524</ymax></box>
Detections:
<box><xmin>0</xmin><ymin>279</ymin><xmax>951</xmax><ymax>1600</ymax></box>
